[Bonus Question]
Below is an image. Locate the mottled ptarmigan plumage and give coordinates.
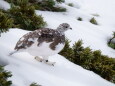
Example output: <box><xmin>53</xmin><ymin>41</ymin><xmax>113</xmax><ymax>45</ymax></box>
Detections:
<box><xmin>10</xmin><ymin>23</ymin><xmax>72</xmax><ymax>66</ymax></box>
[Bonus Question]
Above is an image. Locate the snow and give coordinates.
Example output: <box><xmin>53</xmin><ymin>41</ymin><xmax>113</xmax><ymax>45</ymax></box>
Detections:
<box><xmin>0</xmin><ymin>0</ymin><xmax>115</xmax><ymax>86</ymax></box>
<box><xmin>0</xmin><ymin>0</ymin><xmax>10</xmax><ymax>10</ymax></box>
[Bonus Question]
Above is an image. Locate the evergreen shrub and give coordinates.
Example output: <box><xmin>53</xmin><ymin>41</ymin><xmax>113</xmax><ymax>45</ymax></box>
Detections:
<box><xmin>108</xmin><ymin>32</ymin><xmax>115</xmax><ymax>49</ymax></box>
<box><xmin>36</xmin><ymin>0</ymin><xmax>66</xmax><ymax>12</ymax></box>
<box><xmin>68</xmin><ymin>3</ymin><xmax>74</xmax><ymax>7</ymax></box>
<box><xmin>77</xmin><ymin>17</ymin><xmax>83</xmax><ymax>21</ymax></box>
<box><xmin>56</xmin><ymin>0</ymin><xmax>65</xmax><ymax>3</ymax></box>
<box><xmin>8</xmin><ymin>3</ymin><xmax>46</xmax><ymax>31</ymax></box>
<box><xmin>0</xmin><ymin>9</ymin><xmax>13</xmax><ymax>35</ymax></box>
<box><xmin>5</xmin><ymin>0</ymin><xmax>66</xmax><ymax>12</ymax></box>
<box><xmin>0</xmin><ymin>66</ymin><xmax>12</xmax><ymax>86</ymax></box>
<box><xmin>59</xmin><ymin>39</ymin><xmax>115</xmax><ymax>83</ymax></box>
<box><xmin>30</xmin><ymin>82</ymin><xmax>41</xmax><ymax>86</ymax></box>
<box><xmin>90</xmin><ymin>17</ymin><xmax>98</xmax><ymax>25</ymax></box>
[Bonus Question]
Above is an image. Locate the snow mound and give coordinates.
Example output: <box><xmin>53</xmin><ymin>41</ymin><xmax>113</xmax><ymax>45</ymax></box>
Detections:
<box><xmin>0</xmin><ymin>0</ymin><xmax>10</xmax><ymax>10</ymax></box>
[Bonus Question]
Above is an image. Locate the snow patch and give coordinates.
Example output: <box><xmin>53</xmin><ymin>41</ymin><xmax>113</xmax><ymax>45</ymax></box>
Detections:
<box><xmin>0</xmin><ymin>0</ymin><xmax>10</xmax><ymax>10</ymax></box>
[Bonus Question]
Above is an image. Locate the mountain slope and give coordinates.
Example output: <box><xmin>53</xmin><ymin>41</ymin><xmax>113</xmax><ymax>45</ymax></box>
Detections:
<box><xmin>0</xmin><ymin>0</ymin><xmax>115</xmax><ymax>86</ymax></box>
<box><xmin>0</xmin><ymin>29</ymin><xmax>114</xmax><ymax>86</ymax></box>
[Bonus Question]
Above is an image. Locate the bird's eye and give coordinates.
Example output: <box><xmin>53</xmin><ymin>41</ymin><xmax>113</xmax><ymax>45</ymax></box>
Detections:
<box><xmin>65</xmin><ymin>26</ymin><xmax>68</xmax><ymax>28</ymax></box>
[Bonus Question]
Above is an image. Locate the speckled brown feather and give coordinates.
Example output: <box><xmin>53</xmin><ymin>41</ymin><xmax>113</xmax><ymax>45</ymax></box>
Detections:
<box><xmin>15</xmin><ymin>28</ymin><xmax>65</xmax><ymax>51</ymax></box>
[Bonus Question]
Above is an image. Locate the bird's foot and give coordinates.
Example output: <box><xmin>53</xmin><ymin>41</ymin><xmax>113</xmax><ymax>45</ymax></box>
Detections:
<box><xmin>35</xmin><ymin>57</ymin><xmax>56</xmax><ymax>66</ymax></box>
<box><xmin>35</xmin><ymin>56</ymin><xmax>43</xmax><ymax>62</ymax></box>
<box><xmin>44</xmin><ymin>60</ymin><xmax>56</xmax><ymax>66</ymax></box>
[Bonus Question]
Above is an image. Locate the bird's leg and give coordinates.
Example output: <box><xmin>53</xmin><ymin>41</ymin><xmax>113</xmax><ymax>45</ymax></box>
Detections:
<box><xmin>9</xmin><ymin>50</ymin><xmax>17</xmax><ymax>56</ymax></box>
<box><xmin>43</xmin><ymin>57</ymin><xmax>56</xmax><ymax>66</ymax></box>
<box><xmin>35</xmin><ymin>56</ymin><xmax>43</xmax><ymax>62</ymax></box>
<box><xmin>44</xmin><ymin>60</ymin><xmax>56</xmax><ymax>66</ymax></box>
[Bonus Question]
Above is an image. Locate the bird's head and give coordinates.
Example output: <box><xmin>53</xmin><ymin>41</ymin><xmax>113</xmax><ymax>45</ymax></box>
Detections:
<box><xmin>57</xmin><ymin>23</ymin><xmax>72</xmax><ymax>32</ymax></box>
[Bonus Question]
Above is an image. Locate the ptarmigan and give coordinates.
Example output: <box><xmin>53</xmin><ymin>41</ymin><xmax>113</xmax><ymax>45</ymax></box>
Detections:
<box><xmin>10</xmin><ymin>23</ymin><xmax>72</xmax><ymax>66</ymax></box>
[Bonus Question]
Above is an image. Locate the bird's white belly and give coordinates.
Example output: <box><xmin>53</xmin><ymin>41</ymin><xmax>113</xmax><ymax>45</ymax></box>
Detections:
<box><xmin>27</xmin><ymin>42</ymin><xmax>64</xmax><ymax>57</ymax></box>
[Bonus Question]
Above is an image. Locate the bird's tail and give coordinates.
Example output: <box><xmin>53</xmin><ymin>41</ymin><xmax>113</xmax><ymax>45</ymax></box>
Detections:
<box><xmin>9</xmin><ymin>50</ymin><xmax>17</xmax><ymax>56</ymax></box>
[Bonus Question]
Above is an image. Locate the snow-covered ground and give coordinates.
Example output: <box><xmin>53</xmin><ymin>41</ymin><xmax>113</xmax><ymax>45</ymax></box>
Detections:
<box><xmin>0</xmin><ymin>0</ymin><xmax>115</xmax><ymax>86</ymax></box>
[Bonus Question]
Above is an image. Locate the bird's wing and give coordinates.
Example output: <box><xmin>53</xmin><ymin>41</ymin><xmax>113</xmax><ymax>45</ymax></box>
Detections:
<box><xmin>14</xmin><ymin>29</ymin><xmax>55</xmax><ymax>51</ymax></box>
<box><xmin>14</xmin><ymin>31</ymin><xmax>37</xmax><ymax>51</ymax></box>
